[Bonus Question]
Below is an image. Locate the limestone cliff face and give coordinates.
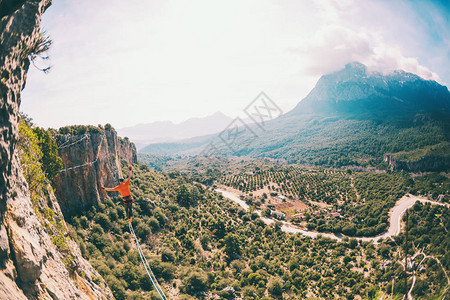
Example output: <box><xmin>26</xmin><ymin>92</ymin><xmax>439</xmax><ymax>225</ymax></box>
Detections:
<box><xmin>0</xmin><ymin>1</ymin><xmax>113</xmax><ymax>298</ymax></box>
<box><xmin>384</xmin><ymin>154</ymin><xmax>450</xmax><ymax>172</ymax></box>
<box><xmin>53</xmin><ymin>128</ymin><xmax>137</xmax><ymax>216</ymax></box>
<box><xmin>119</xmin><ymin>136</ymin><xmax>138</xmax><ymax>164</ymax></box>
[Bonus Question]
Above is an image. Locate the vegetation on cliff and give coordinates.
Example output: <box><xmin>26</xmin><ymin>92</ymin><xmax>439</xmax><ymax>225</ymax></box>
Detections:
<box><xmin>18</xmin><ymin>115</ymin><xmax>62</xmax><ymax>203</ymax></box>
<box><xmin>58</xmin><ymin>124</ymin><xmax>105</xmax><ymax>135</ymax></box>
<box><xmin>17</xmin><ymin>116</ymin><xmax>111</xmax><ymax>294</ymax></box>
<box><xmin>18</xmin><ymin>116</ymin><xmax>74</xmax><ymax>264</ymax></box>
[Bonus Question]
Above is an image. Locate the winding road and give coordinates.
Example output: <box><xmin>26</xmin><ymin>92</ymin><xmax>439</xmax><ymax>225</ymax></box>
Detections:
<box><xmin>217</xmin><ymin>189</ymin><xmax>449</xmax><ymax>243</ymax></box>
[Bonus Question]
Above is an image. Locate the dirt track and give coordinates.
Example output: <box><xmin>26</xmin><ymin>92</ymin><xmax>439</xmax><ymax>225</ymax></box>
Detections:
<box><xmin>217</xmin><ymin>189</ymin><xmax>449</xmax><ymax>243</ymax></box>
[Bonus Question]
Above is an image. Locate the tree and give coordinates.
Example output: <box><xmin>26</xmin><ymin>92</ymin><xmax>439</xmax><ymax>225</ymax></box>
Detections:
<box><xmin>177</xmin><ymin>184</ymin><xmax>191</xmax><ymax>206</ymax></box>
<box><xmin>211</xmin><ymin>219</ymin><xmax>226</xmax><ymax>239</ymax></box>
<box><xmin>342</xmin><ymin>224</ymin><xmax>356</xmax><ymax>236</ymax></box>
<box><xmin>348</xmin><ymin>239</ymin><xmax>358</xmax><ymax>249</ymax></box>
<box><xmin>223</xmin><ymin>234</ymin><xmax>241</xmax><ymax>258</ymax></box>
<box><xmin>18</xmin><ymin>119</ymin><xmax>46</xmax><ymax>194</ymax></box>
<box><xmin>105</xmin><ymin>275</ymin><xmax>126</xmax><ymax>300</ymax></box>
<box><xmin>261</xmin><ymin>208</ymin><xmax>271</xmax><ymax>217</ymax></box>
<box><xmin>33</xmin><ymin>127</ymin><xmax>63</xmax><ymax>180</ymax></box>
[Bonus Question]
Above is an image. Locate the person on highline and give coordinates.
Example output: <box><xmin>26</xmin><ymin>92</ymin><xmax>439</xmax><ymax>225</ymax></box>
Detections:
<box><xmin>101</xmin><ymin>166</ymin><xmax>134</xmax><ymax>222</ymax></box>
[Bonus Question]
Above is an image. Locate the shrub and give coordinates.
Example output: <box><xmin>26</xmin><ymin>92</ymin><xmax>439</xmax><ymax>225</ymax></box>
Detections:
<box><xmin>161</xmin><ymin>248</ymin><xmax>176</xmax><ymax>262</ymax></box>
<box><xmin>148</xmin><ymin>216</ymin><xmax>160</xmax><ymax>231</ymax></box>
<box><xmin>18</xmin><ymin>118</ymin><xmax>46</xmax><ymax>196</ymax></box>
<box><xmin>267</xmin><ymin>278</ymin><xmax>283</xmax><ymax>296</ymax></box>
<box><xmin>241</xmin><ymin>285</ymin><xmax>258</xmax><ymax>299</ymax></box>
<box><xmin>182</xmin><ymin>272</ymin><xmax>208</xmax><ymax>295</ymax></box>
<box><xmin>94</xmin><ymin>213</ymin><xmax>111</xmax><ymax>230</ymax></box>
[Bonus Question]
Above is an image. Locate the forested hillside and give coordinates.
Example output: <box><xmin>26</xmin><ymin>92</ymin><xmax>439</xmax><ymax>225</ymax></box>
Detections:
<box><xmin>65</xmin><ymin>158</ymin><xmax>449</xmax><ymax>299</ymax></box>
<box><xmin>141</xmin><ymin>63</ymin><xmax>450</xmax><ymax>171</ymax></box>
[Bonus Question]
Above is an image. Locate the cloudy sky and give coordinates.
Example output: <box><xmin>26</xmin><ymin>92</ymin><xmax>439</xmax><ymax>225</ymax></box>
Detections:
<box><xmin>21</xmin><ymin>0</ymin><xmax>450</xmax><ymax>129</ymax></box>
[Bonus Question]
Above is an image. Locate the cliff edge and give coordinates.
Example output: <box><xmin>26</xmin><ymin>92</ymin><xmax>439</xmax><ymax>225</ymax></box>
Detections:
<box><xmin>1</xmin><ymin>1</ymin><xmax>112</xmax><ymax>298</ymax></box>
<box><xmin>53</xmin><ymin>125</ymin><xmax>138</xmax><ymax>217</ymax></box>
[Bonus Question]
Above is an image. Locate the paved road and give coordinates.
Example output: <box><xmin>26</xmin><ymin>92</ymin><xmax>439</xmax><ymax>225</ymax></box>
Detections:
<box><xmin>217</xmin><ymin>189</ymin><xmax>449</xmax><ymax>243</ymax></box>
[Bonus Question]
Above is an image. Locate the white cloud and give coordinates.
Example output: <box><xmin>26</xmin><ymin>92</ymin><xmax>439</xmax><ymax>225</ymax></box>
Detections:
<box><xmin>296</xmin><ymin>25</ymin><xmax>374</xmax><ymax>75</ymax></box>
<box><xmin>367</xmin><ymin>45</ymin><xmax>441</xmax><ymax>81</ymax></box>
<box><xmin>296</xmin><ymin>1</ymin><xmax>442</xmax><ymax>82</ymax></box>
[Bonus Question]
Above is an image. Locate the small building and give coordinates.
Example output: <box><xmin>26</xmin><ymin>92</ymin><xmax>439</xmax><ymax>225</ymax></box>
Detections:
<box><xmin>292</xmin><ymin>213</ymin><xmax>306</xmax><ymax>220</ymax></box>
<box><xmin>271</xmin><ymin>211</ymin><xmax>285</xmax><ymax>220</ymax></box>
<box><xmin>331</xmin><ymin>212</ymin><xmax>341</xmax><ymax>218</ymax></box>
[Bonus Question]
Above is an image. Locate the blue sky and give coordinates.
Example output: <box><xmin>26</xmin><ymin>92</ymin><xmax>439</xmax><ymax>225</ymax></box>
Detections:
<box><xmin>21</xmin><ymin>0</ymin><xmax>450</xmax><ymax>129</ymax></box>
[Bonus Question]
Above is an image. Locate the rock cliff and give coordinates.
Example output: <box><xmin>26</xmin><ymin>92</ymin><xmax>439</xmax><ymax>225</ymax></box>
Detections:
<box><xmin>1</xmin><ymin>1</ymin><xmax>112</xmax><ymax>298</ymax></box>
<box><xmin>118</xmin><ymin>136</ymin><xmax>138</xmax><ymax>164</ymax></box>
<box><xmin>53</xmin><ymin>127</ymin><xmax>137</xmax><ymax>216</ymax></box>
<box><xmin>384</xmin><ymin>153</ymin><xmax>450</xmax><ymax>172</ymax></box>
<box><xmin>384</xmin><ymin>141</ymin><xmax>450</xmax><ymax>172</ymax></box>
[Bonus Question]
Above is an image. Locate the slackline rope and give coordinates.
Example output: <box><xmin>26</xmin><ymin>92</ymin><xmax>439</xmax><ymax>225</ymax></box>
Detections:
<box><xmin>58</xmin><ymin>134</ymin><xmax>88</xmax><ymax>149</ymax></box>
<box><xmin>58</xmin><ymin>135</ymin><xmax>105</xmax><ymax>173</ymax></box>
<box><xmin>128</xmin><ymin>222</ymin><xmax>167</xmax><ymax>300</ymax></box>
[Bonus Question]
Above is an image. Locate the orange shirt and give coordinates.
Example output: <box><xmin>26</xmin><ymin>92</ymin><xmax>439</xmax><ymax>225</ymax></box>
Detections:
<box><xmin>109</xmin><ymin>179</ymin><xmax>131</xmax><ymax>197</ymax></box>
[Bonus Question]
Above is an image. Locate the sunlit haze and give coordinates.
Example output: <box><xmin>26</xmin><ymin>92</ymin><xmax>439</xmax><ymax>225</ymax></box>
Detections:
<box><xmin>21</xmin><ymin>0</ymin><xmax>450</xmax><ymax>129</ymax></box>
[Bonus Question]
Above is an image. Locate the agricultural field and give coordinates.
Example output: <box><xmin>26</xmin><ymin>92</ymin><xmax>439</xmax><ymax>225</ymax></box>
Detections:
<box><xmin>216</xmin><ymin>163</ymin><xmax>449</xmax><ymax>237</ymax></box>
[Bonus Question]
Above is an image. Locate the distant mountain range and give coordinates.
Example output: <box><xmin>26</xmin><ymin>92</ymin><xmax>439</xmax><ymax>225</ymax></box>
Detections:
<box><xmin>118</xmin><ymin>112</ymin><xmax>233</xmax><ymax>149</ymax></box>
<box><xmin>141</xmin><ymin>62</ymin><xmax>450</xmax><ymax>171</ymax></box>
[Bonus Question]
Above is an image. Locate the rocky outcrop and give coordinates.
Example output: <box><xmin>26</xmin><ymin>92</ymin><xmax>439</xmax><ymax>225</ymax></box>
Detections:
<box><xmin>1</xmin><ymin>1</ymin><xmax>112</xmax><ymax>298</ymax></box>
<box><xmin>53</xmin><ymin>127</ymin><xmax>137</xmax><ymax>216</ymax></box>
<box><xmin>4</xmin><ymin>180</ymin><xmax>114</xmax><ymax>299</ymax></box>
<box><xmin>119</xmin><ymin>136</ymin><xmax>138</xmax><ymax>164</ymax></box>
<box><xmin>384</xmin><ymin>154</ymin><xmax>450</xmax><ymax>172</ymax></box>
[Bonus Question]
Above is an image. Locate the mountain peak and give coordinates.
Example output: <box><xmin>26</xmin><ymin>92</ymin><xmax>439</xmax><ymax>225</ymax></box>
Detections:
<box><xmin>344</xmin><ymin>61</ymin><xmax>367</xmax><ymax>74</ymax></box>
<box><xmin>320</xmin><ymin>62</ymin><xmax>368</xmax><ymax>83</ymax></box>
<box><xmin>290</xmin><ymin>62</ymin><xmax>450</xmax><ymax>116</ymax></box>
